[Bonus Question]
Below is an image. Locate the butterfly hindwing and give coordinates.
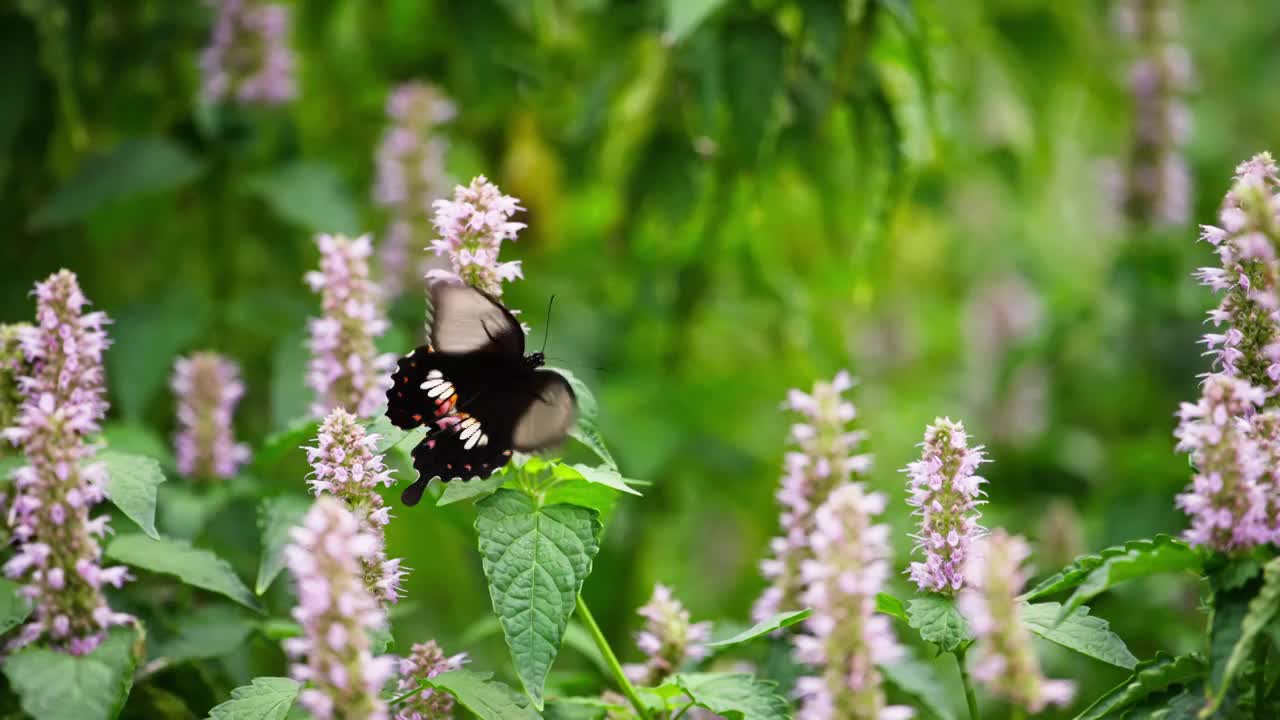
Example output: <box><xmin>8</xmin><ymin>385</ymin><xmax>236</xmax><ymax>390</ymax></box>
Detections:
<box><xmin>512</xmin><ymin>370</ymin><xmax>577</xmax><ymax>450</ymax></box>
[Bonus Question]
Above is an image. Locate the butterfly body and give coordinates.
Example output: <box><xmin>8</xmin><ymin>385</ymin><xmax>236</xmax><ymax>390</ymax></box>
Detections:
<box><xmin>386</xmin><ymin>284</ymin><xmax>576</xmax><ymax>505</ymax></box>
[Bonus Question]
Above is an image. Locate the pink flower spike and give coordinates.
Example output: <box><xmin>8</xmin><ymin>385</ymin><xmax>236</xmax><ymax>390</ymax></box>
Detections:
<box><xmin>903</xmin><ymin>418</ymin><xmax>988</xmax><ymax>594</ymax></box>
<box><xmin>199</xmin><ymin>0</ymin><xmax>296</xmax><ymax>106</ymax></box>
<box><xmin>622</xmin><ymin>584</ymin><xmax>712</xmax><ymax>686</ymax></box>
<box><xmin>171</xmin><ymin>352</ymin><xmax>251</xmax><ymax>480</ymax></box>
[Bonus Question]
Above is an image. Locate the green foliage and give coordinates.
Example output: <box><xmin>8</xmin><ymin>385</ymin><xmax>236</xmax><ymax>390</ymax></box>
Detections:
<box><xmin>667</xmin><ymin>673</ymin><xmax>790</xmax><ymax>720</ymax></box>
<box><xmin>664</xmin><ymin>0</ymin><xmax>726</xmax><ymax>43</ymax></box>
<box><xmin>1024</xmin><ymin>535</ymin><xmax>1200</xmax><ymax>603</ymax></box>
<box><xmin>105</xmin><ymin>533</ymin><xmax>262</xmax><ymax>612</ymax></box>
<box><xmin>1020</xmin><ymin>602</ymin><xmax>1138</xmax><ymax>669</ymax></box>
<box><xmin>1206</xmin><ymin>558</ymin><xmax>1280</xmax><ymax>712</ymax></box>
<box><xmin>109</xmin><ymin>287</ymin><xmax>213</xmax><ymax>421</ymax></box>
<box><xmin>2</xmin><ymin>626</ymin><xmax>140</xmax><ymax>720</ymax></box>
<box><xmin>438</xmin><ymin>474</ymin><xmax>509</xmax><ymax>505</ymax></box>
<box><xmin>206</xmin><ymin>677</ymin><xmax>301</xmax><ymax>720</ymax></box>
<box><xmin>707</xmin><ymin>609</ymin><xmax>811</xmax><ymax>649</ymax></box>
<box><xmin>100</xmin><ymin>450</ymin><xmax>166</xmax><ymax>540</ymax></box>
<box><xmin>877</xmin><ymin>592</ymin><xmax>909</xmax><ymax>622</ymax></box>
<box><xmin>552</xmin><ymin>368</ymin><xmax>617</xmax><ymax>470</ymax></box>
<box><xmin>152</xmin><ymin>604</ymin><xmax>254</xmax><ymax>666</ymax></box>
<box><xmin>474</xmin><ymin>489</ymin><xmax>602</xmax><ymax>708</ymax></box>
<box><xmin>0</xmin><ymin>577</ymin><xmax>31</xmax><ymax>635</ymax></box>
<box><xmin>1074</xmin><ymin>654</ymin><xmax>1207</xmax><ymax>720</ymax></box>
<box><xmin>880</xmin><ymin>652</ymin><xmax>957</xmax><ymax>720</ymax></box>
<box><xmin>907</xmin><ymin>595</ymin><xmax>972</xmax><ymax>653</ymax></box>
<box><xmin>244</xmin><ymin>161</ymin><xmax>360</xmax><ymax>235</ymax></box>
<box><xmin>255</xmin><ymin>495</ymin><xmax>312</xmax><ymax>595</ymax></box>
<box><xmin>422</xmin><ymin>669</ymin><xmax>540</xmax><ymax>720</ymax></box>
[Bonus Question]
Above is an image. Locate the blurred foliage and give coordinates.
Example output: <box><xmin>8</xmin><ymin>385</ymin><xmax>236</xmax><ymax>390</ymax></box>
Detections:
<box><xmin>7</xmin><ymin>0</ymin><xmax>1280</xmax><ymax>717</ymax></box>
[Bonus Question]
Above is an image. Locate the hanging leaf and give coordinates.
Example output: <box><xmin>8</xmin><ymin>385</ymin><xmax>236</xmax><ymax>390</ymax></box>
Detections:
<box><xmin>475</xmin><ymin>490</ymin><xmax>601</xmax><ymax>708</ymax></box>
<box><xmin>105</xmin><ymin>533</ymin><xmax>262</xmax><ymax>611</ymax></box>
<box><xmin>906</xmin><ymin>595</ymin><xmax>971</xmax><ymax>653</ymax></box>
<box><xmin>3</xmin><ymin>626</ymin><xmax>140</xmax><ymax>720</ymax></box>
<box><xmin>255</xmin><ymin>495</ymin><xmax>313</xmax><ymax>595</ymax></box>
<box><xmin>207</xmin><ymin>677</ymin><xmax>302</xmax><ymax>720</ymax></box>
<box><xmin>1020</xmin><ymin>603</ymin><xmax>1138</xmax><ymax>669</ymax></box>
<box><xmin>99</xmin><ymin>451</ymin><xmax>166</xmax><ymax>540</ymax></box>
<box><xmin>707</xmin><ymin>609</ymin><xmax>811</xmax><ymax>649</ymax></box>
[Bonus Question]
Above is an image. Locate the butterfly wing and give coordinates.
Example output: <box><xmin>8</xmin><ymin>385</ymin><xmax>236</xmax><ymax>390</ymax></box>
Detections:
<box><xmin>428</xmin><ymin>282</ymin><xmax>524</xmax><ymax>355</ymax></box>
<box><xmin>512</xmin><ymin>370</ymin><xmax>577</xmax><ymax>450</ymax></box>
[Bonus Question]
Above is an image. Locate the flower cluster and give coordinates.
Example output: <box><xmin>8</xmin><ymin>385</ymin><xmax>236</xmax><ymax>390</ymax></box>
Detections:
<box><xmin>793</xmin><ymin>484</ymin><xmax>911</xmax><ymax>720</ymax></box>
<box><xmin>284</xmin><ymin>496</ymin><xmax>396</xmax><ymax>720</ymax></box>
<box><xmin>0</xmin><ymin>323</ymin><xmax>28</xmax><ymax>449</ymax></box>
<box><xmin>1115</xmin><ymin>0</ymin><xmax>1192</xmax><ymax>226</ymax></box>
<box><xmin>958</xmin><ymin>531</ymin><xmax>1075</xmax><ymax>713</ymax></box>
<box><xmin>754</xmin><ymin>371</ymin><xmax>872</xmax><ymax>621</ymax></box>
<box><xmin>2</xmin><ymin>271</ymin><xmax>132</xmax><ymax>654</ymax></box>
<box><xmin>305</xmin><ymin>233</ymin><xmax>396</xmax><ymax>419</ymax></box>
<box><xmin>623</xmin><ymin>584</ymin><xmax>712</xmax><ymax>686</ymax></box>
<box><xmin>903</xmin><ymin>418</ymin><xmax>987</xmax><ymax>594</ymax></box>
<box><xmin>1174</xmin><ymin>374</ymin><xmax>1271</xmax><ymax>550</ymax></box>
<box><xmin>375</xmin><ymin>83</ymin><xmax>457</xmax><ymax>299</ymax></box>
<box><xmin>393</xmin><ymin>641</ymin><xmax>467</xmax><ymax>720</ymax></box>
<box><xmin>199</xmin><ymin>0</ymin><xmax>296</xmax><ymax>106</ymax></box>
<box><xmin>1195</xmin><ymin>153</ymin><xmax>1280</xmax><ymax>392</ymax></box>
<box><xmin>305</xmin><ymin>409</ymin><xmax>406</xmax><ymax>605</ymax></box>
<box><xmin>171</xmin><ymin>352</ymin><xmax>251</xmax><ymax>480</ymax></box>
<box><xmin>428</xmin><ymin>176</ymin><xmax>526</xmax><ymax>295</ymax></box>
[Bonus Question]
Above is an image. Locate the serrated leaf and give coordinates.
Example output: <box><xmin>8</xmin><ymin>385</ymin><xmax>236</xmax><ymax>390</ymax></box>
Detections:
<box><xmin>244</xmin><ymin>161</ymin><xmax>359</xmax><ymax>235</ymax></box>
<box><xmin>99</xmin><ymin>451</ymin><xmax>166</xmax><ymax>540</ymax></box>
<box><xmin>1021</xmin><ymin>603</ymin><xmax>1138</xmax><ymax>669</ymax></box>
<box><xmin>672</xmin><ymin>673</ymin><xmax>790</xmax><ymax>720</ymax></box>
<box><xmin>106</xmin><ymin>533</ymin><xmax>262</xmax><ymax>611</ymax></box>
<box><xmin>3</xmin><ymin>626</ymin><xmax>140</xmax><ymax>720</ymax></box>
<box><xmin>877</xmin><ymin>592</ymin><xmax>909</xmax><ymax>622</ymax></box>
<box><xmin>1208</xmin><ymin>585</ymin><xmax>1251</xmax><ymax>700</ymax></box>
<box><xmin>907</xmin><ymin>595</ymin><xmax>971</xmax><ymax>653</ymax></box>
<box><xmin>880</xmin><ymin>652</ymin><xmax>956</xmax><ymax>720</ymax></box>
<box><xmin>1207</xmin><ymin>557</ymin><xmax>1280</xmax><ymax>712</ymax></box>
<box><xmin>425</xmin><ymin>669</ymin><xmax>541</xmax><ymax>720</ymax></box>
<box><xmin>1024</xmin><ymin>535</ymin><xmax>1199</xmax><ymax>602</ymax></box>
<box><xmin>558</xmin><ymin>464</ymin><xmax>642</xmax><ymax>497</ymax></box>
<box><xmin>439</xmin><ymin>475</ymin><xmax>508</xmax><ymax>506</ymax></box>
<box><xmin>153</xmin><ymin>604</ymin><xmax>253</xmax><ymax>665</ymax></box>
<box><xmin>255</xmin><ymin>495</ymin><xmax>312</xmax><ymax>595</ymax></box>
<box><xmin>708</xmin><ymin>609</ymin><xmax>811</xmax><ymax>649</ymax></box>
<box><xmin>665</xmin><ymin>0</ymin><xmax>726</xmax><ymax>42</ymax></box>
<box><xmin>207</xmin><ymin>677</ymin><xmax>301</xmax><ymax>720</ymax></box>
<box><xmin>550</xmin><ymin>368</ymin><xmax>616</xmax><ymax>470</ymax></box>
<box><xmin>475</xmin><ymin>490</ymin><xmax>602</xmax><ymax>708</ymax></box>
<box><xmin>1058</xmin><ymin>538</ymin><xmax>1203</xmax><ymax>620</ymax></box>
<box><xmin>29</xmin><ymin>138</ymin><xmax>204</xmax><ymax>229</ymax></box>
<box><xmin>0</xmin><ymin>577</ymin><xmax>32</xmax><ymax>634</ymax></box>
<box><xmin>1074</xmin><ymin>653</ymin><xmax>1207</xmax><ymax>720</ymax></box>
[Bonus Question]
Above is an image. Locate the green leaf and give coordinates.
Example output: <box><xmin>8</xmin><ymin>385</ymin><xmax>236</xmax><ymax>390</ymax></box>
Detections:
<box><xmin>558</xmin><ymin>463</ymin><xmax>643</xmax><ymax>496</ymax></box>
<box><xmin>722</xmin><ymin>19</ymin><xmax>785</xmax><ymax>162</ymax></box>
<box><xmin>671</xmin><ymin>673</ymin><xmax>790</xmax><ymax>720</ymax></box>
<box><xmin>109</xmin><ymin>286</ymin><xmax>212</xmax><ymax>420</ymax></box>
<box><xmin>253</xmin><ymin>418</ymin><xmax>319</xmax><ymax>477</ymax></box>
<box><xmin>1207</xmin><ymin>557</ymin><xmax>1280</xmax><ymax>711</ymax></box>
<box><xmin>562</xmin><ymin>621</ymin><xmax>611</xmax><ymax>676</ymax></box>
<box><xmin>544</xmin><ymin>697</ymin><xmax>617</xmax><ymax>720</ymax></box>
<box><xmin>29</xmin><ymin>138</ymin><xmax>204</xmax><ymax>230</ymax></box>
<box><xmin>1024</xmin><ymin>535</ymin><xmax>1199</xmax><ymax>602</ymax></box>
<box><xmin>255</xmin><ymin>495</ymin><xmax>313</xmax><ymax>595</ymax></box>
<box><xmin>425</xmin><ymin>669</ymin><xmax>541</xmax><ymax>720</ymax></box>
<box><xmin>707</xmin><ymin>609</ymin><xmax>811</xmax><ymax>649</ymax></box>
<box><xmin>1021</xmin><ymin>603</ymin><xmax>1138</xmax><ymax>669</ymax></box>
<box><xmin>207</xmin><ymin>677</ymin><xmax>301</xmax><ymax>720</ymax></box>
<box><xmin>550</xmin><ymin>368</ymin><xmax>616</xmax><ymax>470</ymax></box>
<box><xmin>877</xmin><ymin>592</ymin><xmax>909</xmax><ymax>622</ymax></box>
<box><xmin>1074</xmin><ymin>653</ymin><xmax>1207</xmax><ymax>720</ymax></box>
<box><xmin>362</xmin><ymin>415</ymin><xmax>426</xmax><ymax>458</ymax></box>
<box><xmin>880</xmin><ymin>652</ymin><xmax>957</xmax><ymax>720</ymax></box>
<box><xmin>101</xmin><ymin>422</ymin><xmax>174</xmax><ymax>468</ymax></box>
<box><xmin>906</xmin><ymin>595</ymin><xmax>971</xmax><ymax>653</ymax></box>
<box><xmin>1057</xmin><ymin>538</ymin><xmax>1203</xmax><ymax>620</ymax></box>
<box><xmin>105</xmin><ymin>533</ymin><xmax>262</xmax><ymax>612</ymax></box>
<box><xmin>3</xmin><ymin>626</ymin><xmax>140</xmax><ymax>720</ymax></box>
<box><xmin>438</xmin><ymin>475</ymin><xmax>508</xmax><ymax>506</ymax></box>
<box><xmin>268</xmin><ymin>329</ymin><xmax>312</xmax><ymax>433</ymax></box>
<box><xmin>1208</xmin><ymin>584</ymin><xmax>1252</xmax><ymax>700</ymax></box>
<box><xmin>100</xmin><ymin>451</ymin><xmax>166</xmax><ymax>540</ymax></box>
<box><xmin>245</xmin><ymin>161</ymin><xmax>360</xmax><ymax>235</ymax></box>
<box><xmin>0</xmin><ymin>577</ymin><xmax>32</xmax><ymax>635</ymax></box>
<box><xmin>475</xmin><ymin>490</ymin><xmax>602</xmax><ymax>708</ymax></box>
<box><xmin>665</xmin><ymin>0</ymin><xmax>726</xmax><ymax>42</ymax></box>
<box><xmin>153</xmin><ymin>604</ymin><xmax>253</xmax><ymax>665</ymax></box>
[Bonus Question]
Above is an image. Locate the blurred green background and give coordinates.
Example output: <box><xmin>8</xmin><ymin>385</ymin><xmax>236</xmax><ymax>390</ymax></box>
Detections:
<box><xmin>4</xmin><ymin>0</ymin><xmax>1280</xmax><ymax>716</ymax></box>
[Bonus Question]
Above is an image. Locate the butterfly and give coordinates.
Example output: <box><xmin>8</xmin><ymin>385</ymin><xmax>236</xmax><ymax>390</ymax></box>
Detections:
<box><xmin>385</xmin><ymin>282</ymin><xmax>577</xmax><ymax>506</ymax></box>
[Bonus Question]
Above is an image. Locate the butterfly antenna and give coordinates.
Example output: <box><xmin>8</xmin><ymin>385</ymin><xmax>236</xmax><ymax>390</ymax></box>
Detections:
<box><xmin>540</xmin><ymin>295</ymin><xmax>555</xmax><ymax>354</ymax></box>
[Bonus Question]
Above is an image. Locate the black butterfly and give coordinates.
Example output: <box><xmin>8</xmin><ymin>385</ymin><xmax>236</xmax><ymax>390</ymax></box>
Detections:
<box><xmin>385</xmin><ymin>282</ymin><xmax>577</xmax><ymax>506</ymax></box>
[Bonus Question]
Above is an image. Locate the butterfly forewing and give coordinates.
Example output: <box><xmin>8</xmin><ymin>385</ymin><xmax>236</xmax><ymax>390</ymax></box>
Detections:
<box><xmin>428</xmin><ymin>283</ymin><xmax>524</xmax><ymax>355</ymax></box>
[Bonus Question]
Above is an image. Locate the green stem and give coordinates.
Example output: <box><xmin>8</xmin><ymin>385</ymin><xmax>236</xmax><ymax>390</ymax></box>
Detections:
<box><xmin>1257</xmin><ymin>641</ymin><xmax>1268</xmax><ymax>720</ymax></box>
<box><xmin>671</xmin><ymin>701</ymin><xmax>695</xmax><ymax>720</ymax></box>
<box><xmin>576</xmin><ymin>593</ymin><xmax>652</xmax><ymax>720</ymax></box>
<box><xmin>388</xmin><ymin>681</ymin><xmax>427</xmax><ymax>706</ymax></box>
<box><xmin>955</xmin><ymin>647</ymin><xmax>980</xmax><ymax>720</ymax></box>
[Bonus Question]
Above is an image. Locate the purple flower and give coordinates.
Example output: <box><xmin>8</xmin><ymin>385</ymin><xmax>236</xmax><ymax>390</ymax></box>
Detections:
<box><xmin>428</xmin><ymin>176</ymin><xmax>526</xmax><ymax>295</ymax></box>
<box><xmin>1174</xmin><ymin>374</ymin><xmax>1272</xmax><ymax>550</ymax></box>
<box><xmin>375</xmin><ymin>83</ymin><xmax>456</xmax><ymax>299</ymax></box>
<box><xmin>622</xmin><ymin>584</ymin><xmax>712</xmax><ymax>686</ymax></box>
<box><xmin>2</xmin><ymin>270</ymin><xmax>132</xmax><ymax>654</ymax></box>
<box><xmin>792</xmin><ymin>484</ymin><xmax>912</xmax><ymax>720</ymax></box>
<box><xmin>199</xmin><ymin>0</ymin><xmax>296</xmax><ymax>106</ymax></box>
<box><xmin>1195</xmin><ymin>153</ymin><xmax>1280</xmax><ymax>391</ymax></box>
<box><xmin>958</xmin><ymin>530</ymin><xmax>1076</xmax><ymax>713</ymax></box>
<box><xmin>754</xmin><ymin>371</ymin><xmax>872</xmax><ymax>622</ymax></box>
<box><xmin>1248</xmin><ymin>410</ymin><xmax>1280</xmax><ymax>543</ymax></box>
<box><xmin>305</xmin><ymin>233</ymin><xmax>396</xmax><ymax>419</ymax></box>
<box><xmin>393</xmin><ymin>640</ymin><xmax>467</xmax><ymax>720</ymax></box>
<box><xmin>284</xmin><ymin>496</ymin><xmax>396</xmax><ymax>720</ymax></box>
<box><xmin>171</xmin><ymin>352</ymin><xmax>251</xmax><ymax>480</ymax></box>
<box><xmin>1115</xmin><ymin>0</ymin><xmax>1192</xmax><ymax>226</ymax></box>
<box><xmin>304</xmin><ymin>408</ymin><xmax>406</xmax><ymax>604</ymax></box>
<box><xmin>0</xmin><ymin>323</ymin><xmax>28</xmax><ymax>449</ymax></box>
<box><xmin>904</xmin><ymin>417</ymin><xmax>987</xmax><ymax>594</ymax></box>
